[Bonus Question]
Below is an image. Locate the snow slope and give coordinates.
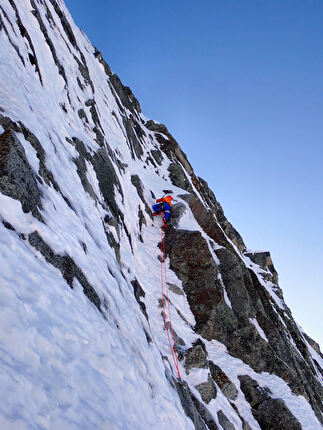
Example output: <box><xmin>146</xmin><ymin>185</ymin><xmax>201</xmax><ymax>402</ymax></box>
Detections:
<box><xmin>0</xmin><ymin>1</ymin><xmax>321</xmax><ymax>429</ymax></box>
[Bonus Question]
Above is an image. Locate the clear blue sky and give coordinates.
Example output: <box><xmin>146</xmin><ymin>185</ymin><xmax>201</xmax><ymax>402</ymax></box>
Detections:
<box><xmin>65</xmin><ymin>0</ymin><xmax>323</xmax><ymax>346</ymax></box>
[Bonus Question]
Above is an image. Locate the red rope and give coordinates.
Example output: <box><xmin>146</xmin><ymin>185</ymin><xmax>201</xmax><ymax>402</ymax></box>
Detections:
<box><xmin>162</xmin><ymin>229</ymin><xmax>180</xmax><ymax>374</ymax></box>
<box><xmin>161</xmin><ymin>228</ymin><xmax>181</xmax><ymax>379</ymax></box>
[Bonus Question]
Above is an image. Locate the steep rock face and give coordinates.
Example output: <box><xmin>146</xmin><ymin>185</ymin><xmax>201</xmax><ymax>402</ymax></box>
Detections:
<box><xmin>0</xmin><ymin>1</ymin><xmax>322</xmax><ymax>430</ymax></box>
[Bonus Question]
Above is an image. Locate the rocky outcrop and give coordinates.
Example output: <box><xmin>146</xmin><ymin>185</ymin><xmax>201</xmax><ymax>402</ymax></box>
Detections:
<box><xmin>165</xmin><ymin>225</ymin><xmax>323</xmax><ymax>423</ymax></box>
<box><xmin>110</xmin><ymin>73</ymin><xmax>141</xmax><ymax>115</ymax></box>
<box><xmin>195</xmin><ymin>375</ymin><xmax>217</xmax><ymax>404</ymax></box>
<box><xmin>28</xmin><ymin>231</ymin><xmax>102</xmax><ymax>312</ymax></box>
<box><xmin>217</xmin><ymin>410</ymin><xmax>235</xmax><ymax>430</ymax></box>
<box><xmin>0</xmin><ymin>130</ymin><xmax>43</xmax><ymax>221</ymax></box>
<box><xmin>245</xmin><ymin>250</ymin><xmax>278</xmax><ymax>284</ymax></box>
<box><xmin>174</xmin><ymin>380</ymin><xmax>209</xmax><ymax>430</ymax></box>
<box><xmin>165</xmin><ymin>227</ymin><xmax>227</xmax><ymax>333</ymax></box>
<box><xmin>180</xmin><ymin>193</ymin><xmax>233</xmax><ymax>250</ymax></box>
<box><xmin>239</xmin><ymin>375</ymin><xmax>302</xmax><ymax>430</ymax></box>
<box><xmin>168</xmin><ymin>163</ymin><xmax>194</xmax><ymax>193</ymax></box>
<box><xmin>185</xmin><ymin>339</ymin><xmax>209</xmax><ymax>373</ymax></box>
<box><xmin>209</xmin><ymin>362</ymin><xmax>238</xmax><ymax>400</ymax></box>
<box><xmin>146</xmin><ymin>119</ymin><xmax>194</xmax><ymax>176</ymax></box>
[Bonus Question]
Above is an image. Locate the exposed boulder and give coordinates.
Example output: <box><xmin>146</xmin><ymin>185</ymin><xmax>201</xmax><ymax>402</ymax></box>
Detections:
<box><xmin>303</xmin><ymin>332</ymin><xmax>322</xmax><ymax>357</ymax></box>
<box><xmin>174</xmin><ymin>380</ymin><xmax>209</xmax><ymax>430</ymax></box>
<box><xmin>131</xmin><ymin>279</ymin><xmax>148</xmax><ymax>320</ymax></box>
<box><xmin>146</xmin><ymin>119</ymin><xmax>194</xmax><ymax>176</ymax></box>
<box><xmin>209</xmin><ymin>361</ymin><xmax>238</xmax><ymax>400</ymax></box>
<box><xmin>92</xmin><ymin>147</ymin><xmax>123</xmax><ymax>220</ymax></box>
<box><xmin>131</xmin><ymin>174</ymin><xmax>152</xmax><ymax>218</ymax></box>
<box><xmin>167</xmin><ymin>282</ymin><xmax>184</xmax><ymax>296</ymax></box>
<box><xmin>110</xmin><ymin>73</ymin><xmax>141</xmax><ymax>114</ymax></box>
<box><xmin>217</xmin><ymin>410</ymin><xmax>235</xmax><ymax>430</ymax></box>
<box><xmin>195</xmin><ymin>374</ymin><xmax>217</xmax><ymax>404</ymax></box>
<box><xmin>150</xmin><ymin>148</ymin><xmax>163</xmax><ymax>166</ymax></box>
<box><xmin>0</xmin><ymin>130</ymin><xmax>43</xmax><ymax>222</ymax></box>
<box><xmin>93</xmin><ymin>48</ymin><xmax>112</xmax><ymax>76</ymax></box>
<box><xmin>179</xmin><ymin>193</ymin><xmax>232</xmax><ymax>250</ymax></box>
<box><xmin>169</xmin><ymin>202</ymin><xmax>186</xmax><ymax>228</ymax></box>
<box><xmin>168</xmin><ymin>163</ymin><xmax>193</xmax><ymax>192</ymax></box>
<box><xmin>185</xmin><ymin>339</ymin><xmax>208</xmax><ymax>373</ymax></box>
<box><xmin>28</xmin><ymin>231</ymin><xmax>102</xmax><ymax>312</ymax></box>
<box><xmin>239</xmin><ymin>375</ymin><xmax>302</xmax><ymax>430</ymax></box>
<box><xmin>245</xmin><ymin>250</ymin><xmax>278</xmax><ymax>284</ymax></box>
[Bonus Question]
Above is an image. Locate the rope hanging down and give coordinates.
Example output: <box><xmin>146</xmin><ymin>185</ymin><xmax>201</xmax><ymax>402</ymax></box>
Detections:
<box><xmin>160</xmin><ymin>228</ymin><xmax>181</xmax><ymax>380</ymax></box>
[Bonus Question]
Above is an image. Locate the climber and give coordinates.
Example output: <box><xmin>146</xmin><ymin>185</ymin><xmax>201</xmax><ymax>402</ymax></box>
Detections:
<box><xmin>152</xmin><ymin>195</ymin><xmax>173</xmax><ymax>228</ymax></box>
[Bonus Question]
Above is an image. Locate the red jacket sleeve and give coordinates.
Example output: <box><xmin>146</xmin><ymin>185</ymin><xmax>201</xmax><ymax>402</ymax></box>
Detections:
<box><xmin>156</xmin><ymin>198</ymin><xmax>164</xmax><ymax>203</ymax></box>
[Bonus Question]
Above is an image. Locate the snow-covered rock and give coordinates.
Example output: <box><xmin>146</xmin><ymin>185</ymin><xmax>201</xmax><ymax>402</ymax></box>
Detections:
<box><xmin>0</xmin><ymin>1</ymin><xmax>322</xmax><ymax>429</ymax></box>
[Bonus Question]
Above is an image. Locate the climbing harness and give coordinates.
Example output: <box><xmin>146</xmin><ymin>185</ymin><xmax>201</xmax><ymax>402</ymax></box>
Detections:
<box><xmin>160</xmin><ymin>227</ymin><xmax>181</xmax><ymax>380</ymax></box>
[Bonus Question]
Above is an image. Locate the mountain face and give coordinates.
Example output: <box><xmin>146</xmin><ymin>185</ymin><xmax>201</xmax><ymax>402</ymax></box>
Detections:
<box><xmin>0</xmin><ymin>1</ymin><xmax>322</xmax><ymax>429</ymax></box>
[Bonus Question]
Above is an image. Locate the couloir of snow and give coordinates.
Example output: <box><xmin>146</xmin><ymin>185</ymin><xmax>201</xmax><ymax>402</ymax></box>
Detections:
<box><xmin>0</xmin><ymin>1</ymin><xmax>321</xmax><ymax>429</ymax></box>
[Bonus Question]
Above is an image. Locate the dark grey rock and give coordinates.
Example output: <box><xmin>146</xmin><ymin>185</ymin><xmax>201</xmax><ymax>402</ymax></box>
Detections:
<box><xmin>230</xmin><ymin>404</ymin><xmax>253</xmax><ymax>430</ymax></box>
<box><xmin>131</xmin><ymin>116</ymin><xmax>146</xmax><ymax>140</ymax></box>
<box><xmin>190</xmin><ymin>396</ymin><xmax>219</xmax><ymax>430</ymax></box>
<box><xmin>167</xmin><ymin>283</ymin><xmax>184</xmax><ymax>296</ymax></box>
<box><xmin>165</xmin><ymin>227</ymin><xmax>231</xmax><ymax>338</ymax></box>
<box><xmin>150</xmin><ymin>149</ymin><xmax>163</xmax><ymax>166</ymax></box>
<box><xmin>0</xmin><ymin>130</ymin><xmax>43</xmax><ymax>221</ymax></box>
<box><xmin>242</xmin><ymin>421</ymin><xmax>253</xmax><ymax>430</ymax></box>
<box><xmin>130</xmin><ymin>174</ymin><xmax>152</xmax><ymax>218</ymax></box>
<box><xmin>103</xmin><ymin>215</ymin><xmax>121</xmax><ymax>264</ymax></box>
<box><xmin>215</xmin><ymin>248</ymin><xmax>253</xmax><ymax>319</ymax></box>
<box><xmin>0</xmin><ymin>14</ymin><xmax>25</xmax><ymax>69</ymax></box>
<box><xmin>217</xmin><ymin>410</ymin><xmax>235</xmax><ymax>430</ymax></box>
<box><xmin>185</xmin><ymin>339</ymin><xmax>208</xmax><ymax>373</ymax></box>
<box><xmin>168</xmin><ymin>163</ymin><xmax>193</xmax><ymax>192</ymax></box>
<box><xmin>131</xmin><ymin>279</ymin><xmax>148</xmax><ymax>320</ymax></box>
<box><xmin>179</xmin><ymin>193</ymin><xmax>233</xmax><ymax>250</ymax></box>
<box><xmin>245</xmin><ymin>251</ymin><xmax>278</xmax><ymax>284</ymax></box>
<box><xmin>170</xmin><ymin>202</ymin><xmax>186</xmax><ymax>227</ymax></box>
<box><xmin>28</xmin><ymin>231</ymin><xmax>101</xmax><ymax>312</ymax></box>
<box><xmin>303</xmin><ymin>332</ymin><xmax>322</xmax><ymax>357</ymax></box>
<box><xmin>74</xmin><ymin>55</ymin><xmax>94</xmax><ymax>93</ymax></box>
<box><xmin>239</xmin><ymin>375</ymin><xmax>302</xmax><ymax>430</ymax></box>
<box><xmin>256</xmin><ymin>399</ymin><xmax>302</xmax><ymax>430</ymax></box>
<box><xmin>174</xmin><ymin>380</ymin><xmax>209</xmax><ymax>430</ymax></box>
<box><xmin>0</xmin><ymin>116</ymin><xmax>73</xmax><ymax>211</ymax></box>
<box><xmin>165</xmin><ymin>221</ymin><xmax>322</xmax><ymax>422</ymax></box>
<box><xmin>122</xmin><ymin>116</ymin><xmax>144</xmax><ymax>159</ymax></box>
<box><xmin>164</xmin><ymin>322</ymin><xmax>186</xmax><ymax>346</ymax></box>
<box><xmin>138</xmin><ymin>206</ymin><xmax>146</xmax><ymax>238</ymax></box>
<box><xmin>84</xmin><ymin>99</ymin><xmax>105</xmax><ymax>145</ymax></box>
<box><xmin>92</xmin><ymin>148</ymin><xmax>123</xmax><ymax>220</ymax></box>
<box><xmin>70</xmin><ymin>137</ymin><xmax>98</xmax><ymax>202</ymax></box>
<box><xmin>195</xmin><ymin>374</ymin><xmax>217</xmax><ymax>404</ymax></box>
<box><xmin>104</xmin><ymin>228</ymin><xmax>121</xmax><ymax>266</ymax></box>
<box><xmin>94</xmin><ymin>48</ymin><xmax>112</xmax><ymax>76</ymax></box>
<box><xmin>146</xmin><ymin>120</ymin><xmax>194</xmax><ymax>176</ymax></box>
<box><xmin>239</xmin><ymin>375</ymin><xmax>271</xmax><ymax>408</ymax></box>
<box><xmin>145</xmin><ymin>120</ymin><xmax>169</xmax><ymax>135</ymax></box>
<box><xmin>110</xmin><ymin>73</ymin><xmax>141</xmax><ymax>114</ymax></box>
